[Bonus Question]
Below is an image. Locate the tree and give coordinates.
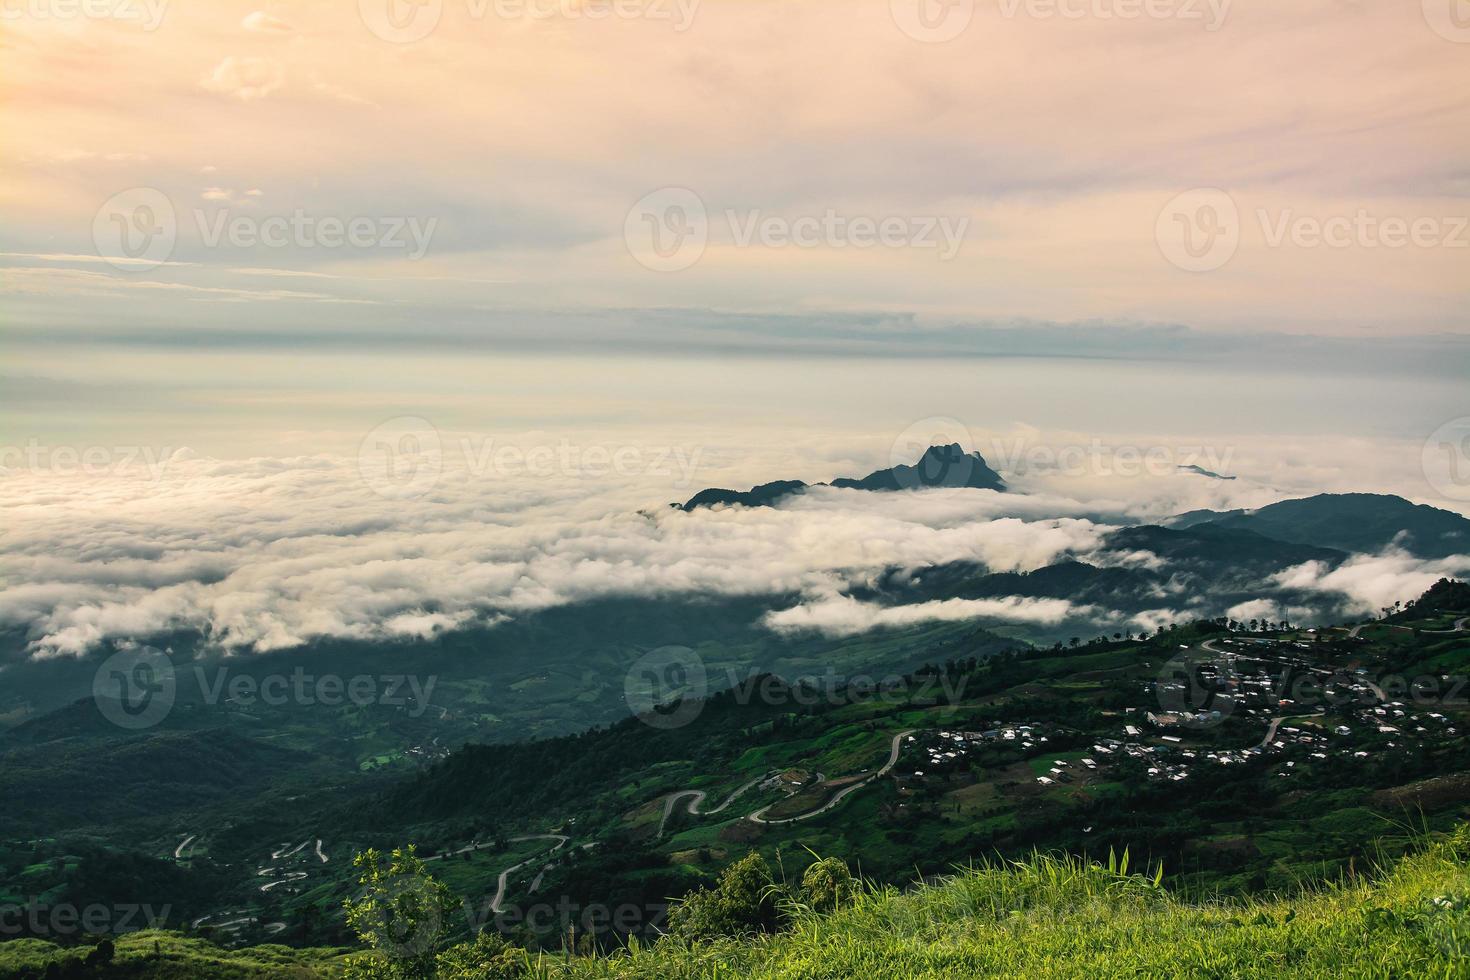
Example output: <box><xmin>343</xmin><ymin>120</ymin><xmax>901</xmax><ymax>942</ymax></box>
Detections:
<box><xmin>83</xmin><ymin>939</ymin><xmax>115</xmax><ymax>968</ymax></box>
<box><xmin>800</xmin><ymin>857</ymin><xmax>855</xmax><ymax>913</ymax></box>
<box><xmin>666</xmin><ymin>852</ymin><xmax>779</xmax><ymax>940</ymax></box>
<box><xmin>342</xmin><ymin>846</ymin><xmax>457</xmax><ymax>980</ymax></box>
<box><xmin>434</xmin><ymin>930</ymin><xmax>526</xmax><ymax>980</ymax></box>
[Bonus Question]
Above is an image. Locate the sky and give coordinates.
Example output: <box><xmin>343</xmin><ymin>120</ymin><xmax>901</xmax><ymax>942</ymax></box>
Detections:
<box><xmin>1</xmin><ymin>1</ymin><xmax>1468</xmax><ymax>660</ymax></box>
<box><xmin>1</xmin><ymin>0</ymin><xmax>1466</xmax><ymax>344</ymax></box>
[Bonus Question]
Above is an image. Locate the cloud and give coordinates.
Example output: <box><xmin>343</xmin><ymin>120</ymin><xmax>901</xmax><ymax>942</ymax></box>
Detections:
<box><xmin>2</xmin><ymin>432</ymin><xmax>1464</xmax><ymax>660</ymax></box>
<box><xmin>241</xmin><ymin>11</ymin><xmax>292</xmax><ymax>33</ymax></box>
<box><xmin>0</xmin><ymin>449</ymin><xmax>1119</xmax><ymax>658</ymax></box>
<box><xmin>763</xmin><ymin>593</ymin><xmax>1090</xmax><ymax>637</ymax></box>
<box><xmin>1226</xmin><ymin>599</ymin><xmax>1285</xmax><ymax>624</ymax></box>
<box><xmin>1271</xmin><ymin>552</ymin><xmax>1470</xmax><ymax>616</ymax></box>
<box><xmin>199</xmin><ymin>56</ymin><xmax>285</xmax><ymax>101</ymax></box>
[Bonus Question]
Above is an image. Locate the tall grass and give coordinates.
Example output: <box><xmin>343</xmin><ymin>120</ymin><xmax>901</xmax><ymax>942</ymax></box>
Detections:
<box><xmin>522</xmin><ymin>830</ymin><xmax>1470</xmax><ymax>979</ymax></box>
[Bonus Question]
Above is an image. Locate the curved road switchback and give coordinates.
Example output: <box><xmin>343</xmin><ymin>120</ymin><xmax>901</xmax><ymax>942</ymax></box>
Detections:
<box><xmin>489</xmin><ymin>835</ymin><xmax>570</xmax><ymax>914</ymax></box>
<box><xmin>748</xmin><ymin>730</ymin><xmax>914</xmax><ymax>826</ymax></box>
<box><xmin>657</xmin><ymin>773</ymin><xmax>769</xmax><ymax>838</ymax></box>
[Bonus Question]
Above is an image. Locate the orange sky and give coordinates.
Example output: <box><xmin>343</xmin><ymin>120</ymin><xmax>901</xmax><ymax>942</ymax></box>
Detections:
<box><xmin>1</xmin><ymin>0</ymin><xmax>1467</xmax><ymax>337</ymax></box>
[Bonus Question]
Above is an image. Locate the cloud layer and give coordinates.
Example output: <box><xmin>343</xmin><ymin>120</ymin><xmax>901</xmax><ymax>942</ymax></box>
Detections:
<box><xmin>3</xmin><ymin>431</ymin><xmax>1466</xmax><ymax>659</ymax></box>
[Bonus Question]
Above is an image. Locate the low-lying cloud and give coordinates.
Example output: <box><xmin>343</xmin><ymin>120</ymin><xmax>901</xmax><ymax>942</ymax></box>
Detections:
<box><xmin>1</xmin><ymin>435</ymin><xmax>1462</xmax><ymax>660</ymax></box>
<box><xmin>1271</xmin><ymin>552</ymin><xmax>1470</xmax><ymax>617</ymax></box>
<box><xmin>763</xmin><ymin>594</ymin><xmax>1090</xmax><ymax>638</ymax></box>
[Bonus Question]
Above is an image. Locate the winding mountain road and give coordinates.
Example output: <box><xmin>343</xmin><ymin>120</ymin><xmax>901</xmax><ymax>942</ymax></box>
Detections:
<box><xmin>489</xmin><ymin>835</ymin><xmax>570</xmax><ymax>914</ymax></box>
<box><xmin>748</xmin><ymin>730</ymin><xmax>914</xmax><ymax>826</ymax></box>
<box><xmin>1422</xmin><ymin>617</ymin><xmax>1470</xmax><ymax>634</ymax></box>
<box><xmin>656</xmin><ymin>774</ymin><xmax>769</xmax><ymax>838</ymax></box>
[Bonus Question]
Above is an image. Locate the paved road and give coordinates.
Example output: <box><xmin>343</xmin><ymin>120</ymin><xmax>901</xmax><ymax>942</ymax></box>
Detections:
<box><xmin>259</xmin><ymin>872</ymin><xmax>308</xmax><ymax>893</ymax></box>
<box><xmin>657</xmin><ymin>773</ymin><xmax>769</xmax><ymax>838</ymax></box>
<box><xmin>174</xmin><ymin>835</ymin><xmax>197</xmax><ymax>860</ymax></box>
<box><xmin>748</xmin><ymin>730</ymin><xmax>914</xmax><ymax>826</ymax></box>
<box><xmin>489</xmin><ymin>835</ymin><xmax>570</xmax><ymax>914</ymax></box>
<box><xmin>1258</xmin><ymin>711</ymin><xmax>1326</xmax><ymax>749</ymax></box>
<box><xmin>1422</xmin><ymin>617</ymin><xmax>1470</xmax><ymax>634</ymax></box>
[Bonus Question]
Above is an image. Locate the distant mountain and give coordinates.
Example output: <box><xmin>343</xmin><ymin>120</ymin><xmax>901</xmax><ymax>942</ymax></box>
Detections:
<box><xmin>1170</xmin><ymin>493</ymin><xmax>1470</xmax><ymax>559</ymax></box>
<box><xmin>678</xmin><ymin>444</ymin><xmax>1005</xmax><ymax>511</ymax></box>
<box><xmin>678</xmin><ymin>480</ymin><xmax>809</xmax><ymax>511</ymax></box>
<box><xmin>855</xmin><ymin>523</ymin><xmax>1351</xmax><ymax>621</ymax></box>
<box><xmin>831</xmin><ymin>443</ymin><xmax>1006</xmax><ymax>493</ymax></box>
<box><xmin>1178</xmin><ymin>464</ymin><xmax>1235</xmax><ymax>480</ymax></box>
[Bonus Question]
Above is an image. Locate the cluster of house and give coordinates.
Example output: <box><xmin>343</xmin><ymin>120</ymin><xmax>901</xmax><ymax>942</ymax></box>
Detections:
<box><xmin>404</xmin><ymin>737</ymin><xmax>450</xmax><ymax>764</ymax></box>
<box><xmin>903</xmin><ymin>726</ymin><xmax>1052</xmax><ymax>780</ymax></box>
<box><xmin>1035</xmin><ymin>755</ymin><xmax>1099</xmax><ymax>787</ymax></box>
<box><xmin>899</xmin><ymin>635</ymin><xmax>1462</xmax><ymax>793</ymax></box>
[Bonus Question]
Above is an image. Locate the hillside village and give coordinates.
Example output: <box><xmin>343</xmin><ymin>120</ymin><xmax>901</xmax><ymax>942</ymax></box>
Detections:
<box><xmin>883</xmin><ymin>618</ymin><xmax>1467</xmax><ymax>799</ymax></box>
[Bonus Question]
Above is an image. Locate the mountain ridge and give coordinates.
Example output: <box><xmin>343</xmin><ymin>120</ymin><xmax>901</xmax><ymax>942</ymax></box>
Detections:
<box><xmin>677</xmin><ymin>443</ymin><xmax>1006</xmax><ymax>511</ymax></box>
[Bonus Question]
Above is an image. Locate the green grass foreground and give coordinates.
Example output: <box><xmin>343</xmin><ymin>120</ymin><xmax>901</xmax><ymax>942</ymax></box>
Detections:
<box><xmin>536</xmin><ymin>832</ymin><xmax>1470</xmax><ymax>980</ymax></box>
<box><xmin>4</xmin><ymin>831</ymin><xmax>1467</xmax><ymax>979</ymax></box>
